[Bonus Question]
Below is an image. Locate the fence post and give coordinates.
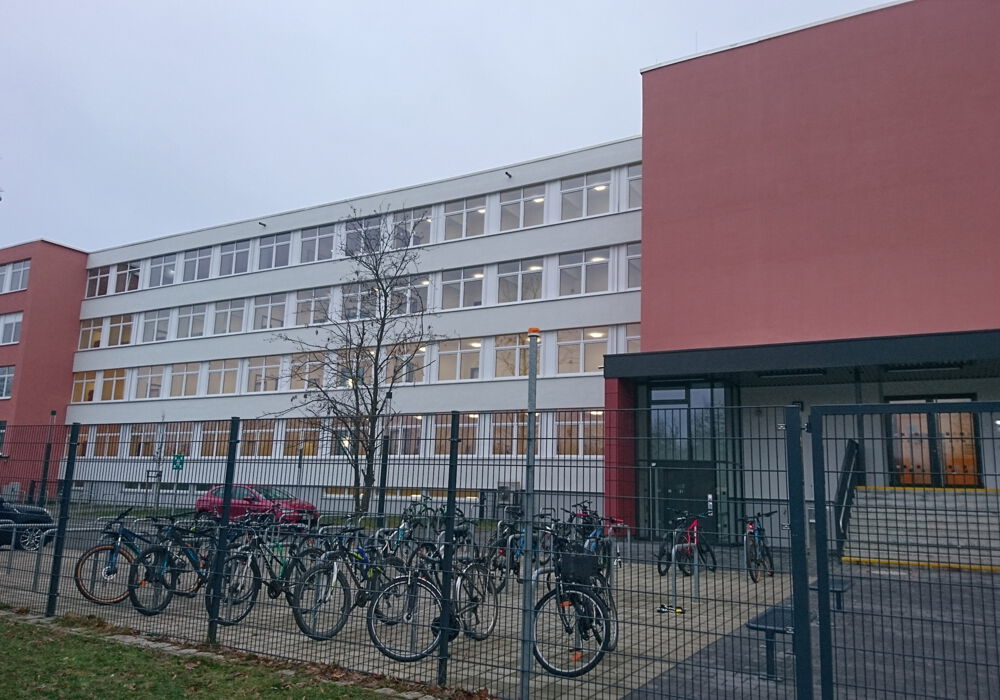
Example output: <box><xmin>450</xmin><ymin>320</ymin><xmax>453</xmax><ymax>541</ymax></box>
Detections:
<box><xmin>436</xmin><ymin>410</ymin><xmax>461</xmax><ymax>686</ymax></box>
<box><xmin>518</xmin><ymin>328</ymin><xmax>541</xmax><ymax>699</ymax></box>
<box><xmin>45</xmin><ymin>422</ymin><xmax>78</xmax><ymax>617</ymax></box>
<box><xmin>809</xmin><ymin>410</ymin><xmax>835</xmax><ymax>700</ymax></box>
<box><xmin>784</xmin><ymin>406</ymin><xmax>814</xmax><ymax>699</ymax></box>
<box><xmin>207</xmin><ymin>416</ymin><xmax>240</xmax><ymax>644</ymax></box>
<box><xmin>376</xmin><ymin>435</ymin><xmax>390</xmax><ymax>530</ymax></box>
<box><xmin>37</xmin><ymin>411</ymin><xmax>58</xmax><ymax>506</ymax></box>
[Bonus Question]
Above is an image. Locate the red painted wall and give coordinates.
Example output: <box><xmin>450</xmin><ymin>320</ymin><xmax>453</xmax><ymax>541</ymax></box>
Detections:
<box><xmin>603</xmin><ymin>378</ymin><xmax>637</xmax><ymax>526</ymax></box>
<box><xmin>641</xmin><ymin>0</ymin><xmax>1000</xmax><ymax>352</ymax></box>
<box><xmin>0</xmin><ymin>241</ymin><xmax>86</xmax><ymax>494</ymax></box>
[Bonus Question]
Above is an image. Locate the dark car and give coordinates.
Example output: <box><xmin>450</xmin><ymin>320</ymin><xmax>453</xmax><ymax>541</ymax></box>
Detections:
<box><xmin>195</xmin><ymin>484</ymin><xmax>318</xmax><ymax>525</ymax></box>
<box><xmin>0</xmin><ymin>496</ymin><xmax>55</xmax><ymax>550</ymax></box>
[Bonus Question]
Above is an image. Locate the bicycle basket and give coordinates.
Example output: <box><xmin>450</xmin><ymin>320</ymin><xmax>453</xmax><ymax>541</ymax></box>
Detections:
<box><xmin>556</xmin><ymin>542</ymin><xmax>599</xmax><ymax>584</ymax></box>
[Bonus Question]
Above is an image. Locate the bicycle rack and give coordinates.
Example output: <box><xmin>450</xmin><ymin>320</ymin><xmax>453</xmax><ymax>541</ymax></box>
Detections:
<box><xmin>669</xmin><ymin>541</ymin><xmax>702</xmax><ymax>612</ymax></box>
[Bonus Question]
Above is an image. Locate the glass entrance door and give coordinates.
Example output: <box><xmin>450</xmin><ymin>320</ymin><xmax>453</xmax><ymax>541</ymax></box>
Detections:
<box><xmin>889</xmin><ymin>398</ymin><xmax>980</xmax><ymax>487</ymax></box>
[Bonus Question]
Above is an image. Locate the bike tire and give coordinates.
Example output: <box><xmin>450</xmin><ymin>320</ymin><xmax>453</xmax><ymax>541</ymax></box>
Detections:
<box><xmin>655</xmin><ymin>540</ymin><xmax>671</xmax><ymax>576</ymax></box>
<box><xmin>74</xmin><ymin>543</ymin><xmax>136</xmax><ymax>605</ymax></box>
<box><xmin>456</xmin><ymin>561</ymin><xmax>498</xmax><ymax>641</ymax></box>
<box><xmin>537</xmin><ymin>530</ymin><xmax>553</xmax><ymax>566</ymax></box>
<box><xmin>485</xmin><ymin>542</ymin><xmax>509</xmax><ymax>594</ymax></box>
<box><xmin>674</xmin><ymin>531</ymin><xmax>694</xmax><ymax>577</ymax></box>
<box><xmin>586</xmin><ymin>573</ymin><xmax>619</xmax><ymax>653</ymax></box>
<box><xmin>367</xmin><ymin>575</ymin><xmax>444</xmax><ymax>662</ymax></box>
<box><xmin>745</xmin><ymin>534</ymin><xmax>761</xmax><ymax>583</ymax></box>
<box><xmin>532</xmin><ymin>586</ymin><xmax>610</xmax><ymax>678</ymax></box>
<box><xmin>127</xmin><ymin>546</ymin><xmax>176</xmax><ymax>616</ymax></box>
<box><xmin>762</xmin><ymin>543</ymin><xmax>775</xmax><ymax>576</ymax></box>
<box><xmin>206</xmin><ymin>552</ymin><xmax>260</xmax><ymax>626</ymax></box>
<box><xmin>291</xmin><ymin>561</ymin><xmax>352</xmax><ymax>640</ymax></box>
<box><xmin>698</xmin><ymin>542</ymin><xmax>717</xmax><ymax>572</ymax></box>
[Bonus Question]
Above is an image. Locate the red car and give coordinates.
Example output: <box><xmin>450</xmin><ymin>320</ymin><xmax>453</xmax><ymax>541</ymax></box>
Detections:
<box><xmin>195</xmin><ymin>484</ymin><xmax>318</xmax><ymax>525</ymax></box>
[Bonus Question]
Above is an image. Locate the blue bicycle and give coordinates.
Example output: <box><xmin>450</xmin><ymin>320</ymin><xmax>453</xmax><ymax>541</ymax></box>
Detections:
<box><xmin>744</xmin><ymin>510</ymin><xmax>777</xmax><ymax>583</ymax></box>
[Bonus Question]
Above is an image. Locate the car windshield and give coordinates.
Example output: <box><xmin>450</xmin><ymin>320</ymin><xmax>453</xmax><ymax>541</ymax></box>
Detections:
<box><xmin>253</xmin><ymin>486</ymin><xmax>295</xmax><ymax>501</ymax></box>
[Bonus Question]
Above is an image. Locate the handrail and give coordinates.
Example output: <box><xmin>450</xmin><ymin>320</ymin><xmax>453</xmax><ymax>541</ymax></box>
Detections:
<box><xmin>833</xmin><ymin>439</ymin><xmax>861</xmax><ymax>555</ymax></box>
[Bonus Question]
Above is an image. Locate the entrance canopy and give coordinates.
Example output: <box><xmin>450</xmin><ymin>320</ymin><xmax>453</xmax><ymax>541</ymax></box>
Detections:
<box><xmin>604</xmin><ymin>329</ymin><xmax>1000</xmax><ymax>387</ymax></box>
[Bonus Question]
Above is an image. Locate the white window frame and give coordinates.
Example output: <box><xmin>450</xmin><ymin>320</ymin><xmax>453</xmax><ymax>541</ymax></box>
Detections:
<box><xmin>497</xmin><ymin>258</ymin><xmax>543</xmax><ymax>304</ymax></box>
<box><xmin>436</xmin><ymin>339</ymin><xmax>482</xmax><ymax>381</ymax></box>
<box><xmin>219</xmin><ymin>240</ymin><xmax>251</xmax><ymax>276</ymax></box>
<box><xmin>134</xmin><ymin>365</ymin><xmax>166</xmax><ymax>399</ymax></box>
<box><xmin>392</xmin><ymin>209</ymin><xmax>432</xmax><ymax>248</ymax></box>
<box><xmin>141</xmin><ymin>309</ymin><xmax>172</xmax><ymax>343</ymax></box>
<box><xmin>257</xmin><ymin>233</ymin><xmax>291</xmax><ymax>270</ymax></box>
<box><xmin>169</xmin><ymin>362</ymin><xmax>201</xmax><ymax>397</ymax></box>
<box><xmin>86</xmin><ymin>266</ymin><xmax>111</xmax><ymax>298</ymax></box>
<box><xmin>78</xmin><ymin>318</ymin><xmax>103</xmax><ymax>350</ymax></box>
<box><xmin>295</xmin><ymin>288</ymin><xmax>331</xmax><ymax>325</ymax></box>
<box><xmin>0</xmin><ymin>366</ymin><xmax>14</xmax><ymax>399</ymax></box>
<box><xmin>560</xmin><ymin>170</ymin><xmax>612</xmax><ymax>220</ymax></box>
<box><xmin>100</xmin><ymin>369</ymin><xmax>127</xmax><ymax>401</ymax></box>
<box><xmin>213</xmin><ymin>299</ymin><xmax>246</xmax><ymax>335</ymax></box>
<box><xmin>558</xmin><ymin>248</ymin><xmax>610</xmax><ymax>296</ymax></box>
<box><xmin>246</xmin><ymin>356</ymin><xmax>282</xmax><ymax>393</ymax></box>
<box><xmin>0</xmin><ymin>312</ymin><xmax>22</xmax><ymax>345</ymax></box>
<box><xmin>7</xmin><ymin>260</ymin><xmax>30</xmax><ymax>292</ymax></box>
<box><xmin>181</xmin><ymin>247</ymin><xmax>213</xmax><ymax>282</ymax></box>
<box><xmin>556</xmin><ymin>327</ymin><xmax>609</xmax><ymax>374</ymax></box>
<box><xmin>625</xmin><ymin>242</ymin><xmax>641</xmax><ymax>289</ymax></box>
<box><xmin>300</xmin><ymin>225</ymin><xmax>336</xmax><ymax>263</ymax></box>
<box><xmin>114</xmin><ymin>261</ymin><xmax>141</xmax><ymax>293</ymax></box>
<box><xmin>626</xmin><ymin>163</ymin><xmax>642</xmax><ymax>210</ymax></box>
<box><xmin>107</xmin><ymin>314</ymin><xmax>133</xmax><ymax>346</ymax></box>
<box><xmin>443</xmin><ymin>197</ymin><xmax>486</xmax><ymax>240</ymax></box>
<box><xmin>206</xmin><ymin>359</ymin><xmax>240</xmax><ymax>395</ymax></box>
<box><xmin>499</xmin><ymin>184</ymin><xmax>545</xmax><ymax>231</ymax></box>
<box><xmin>176</xmin><ymin>304</ymin><xmax>207</xmax><ymax>339</ymax></box>
<box><xmin>148</xmin><ymin>254</ymin><xmax>176</xmax><ymax>288</ymax></box>
<box><xmin>441</xmin><ymin>266</ymin><xmax>484</xmax><ymax>309</ymax></box>
<box><xmin>252</xmin><ymin>294</ymin><xmax>287</xmax><ymax>330</ymax></box>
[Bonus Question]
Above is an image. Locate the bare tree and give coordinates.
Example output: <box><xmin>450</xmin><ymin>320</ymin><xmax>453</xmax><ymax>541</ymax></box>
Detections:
<box><xmin>275</xmin><ymin>209</ymin><xmax>432</xmax><ymax>515</ymax></box>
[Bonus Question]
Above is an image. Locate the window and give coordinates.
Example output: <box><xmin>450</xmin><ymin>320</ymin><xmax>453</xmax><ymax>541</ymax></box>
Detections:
<box><xmin>0</xmin><ymin>366</ymin><xmax>13</xmax><ymax>399</ymax></box>
<box><xmin>495</xmin><ymin>333</ymin><xmax>538</xmax><ymax>378</ymax></box>
<box><xmin>0</xmin><ymin>313</ymin><xmax>21</xmax><ymax>345</ymax></box>
<box><xmin>627</xmin><ymin>164</ymin><xmax>642</xmax><ymax>209</ymax></box>
<box><xmin>390</xmin><ymin>276</ymin><xmax>429</xmax><ymax>316</ymax></box>
<box><xmin>7</xmin><ymin>260</ymin><xmax>30</xmax><ymax>291</ymax></box>
<box><xmin>344</xmin><ymin>217</ymin><xmax>381</xmax><ymax>256</ymax></box>
<box><xmin>72</xmin><ymin>371</ymin><xmax>97</xmax><ymax>403</ymax></box>
<box><xmin>200</xmin><ymin>420</ymin><xmax>230</xmax><ymax>457</ymax></box>
<box><xmin>342</xmin><ymin>282</ymin><xmax>377</xmax><ymax>321</ymax></box>
<box><xmin>206</xmin><ymin>359</ymin><xmax>240</xmax><ymax>395</ymax></box>
<box><xmin>258</xmin><ymin>233</ymin><xmax>291</xmax><ymax>270</ymax></box>
<box><xmin>497</xmin><ymin>258</ymin><xmax>543</xmax><ymax>303</ymax></box>
<box><xmin>561</xmin><ymin>170</ymin><xmax>611</xmax><ymax>219</ymax></box>
<box><xmin>141</xmin><ymin>309</ymin><xmax>171</xmax><ymax>343</ymax></box>
<box><xmin>393</xmin><ymin>209</ymin><xmax>431</xmax><ymax>248</ymax></box>
<box><xmin>300</xmin><ymin>226</ymin><xmax>336</xmax><ymax>263</ymax></box>
<box><xmin>176</xmin><ymin>304</ymin><xmax>207</xmax><ymax>339</ymax></box>
<box><xmin>86</xmin><ymin>266</ymin><xmax>111</xmax><ymax>297</ymax></box>
<box><xmin>163</xmin><ymin>423</ymin><xmax>193</xmax><ymax>456</ymax></box>
<box><xmin>387</xmin><ymin>344</ymin><xmax>426</xmax><ymax>384</ymax></box>
<box><xmin>107</xmin><ymin>314</ymin><xmax>133</xmax><ymax>346</ymax></box>
<box><xmin>290</xmin><ymin>352</ymin><xmax>325</xmax><ymax>391</ymax></box>
<box><xmin>434</xmin><ymin>412</ymin><xmax>478</xmax><ymax>456</ymax></box>
<box><xmin>114</xmin><ymin>261</ymin><xmax>141</xmax><ymax>293</ymax></box>
<box><xmin>253</xmin><ymin>294</ymin><xmax>286</xmax><ymax>330</ymax></box>
<box><xmin>219</xmin><ymin>240</ymin><xmax>250</xmax><ymax>276</ymax></box>
<box><xmin>241</xmin><ymin>419</ymin><xmax>275</xmax><ymax>457</ymax></box>
<box><xmin>214</xmin><ymin>299</ymin><xmax>245</xmax><ymax>335</ymax></box>
<box><xmin>492</xmin><ymin>411</ymin><xmax>537</xmax><ymax>456</ymax></box>
<box><xmin>295</xmin><ymin>288</ymin><xmax>331</xmax><ymax>325</ymax></box>
<box><xmin>500</xmin><ymin>185</ymin><xmax>545</xmax><ymax>231</ymax></box>
<box><xmin>93</xmin><ymin>425</ymin><xmax>121</xmax><ymax>457</ymax></box>
<box><xmin>556</xmin><ymin>327</ymin><xmax>608</xmax><ymax>374</ymax></box>
<box><xmin>559</xmin><ymin>248</ymin><xmax>609</xmax><ymax>296</ymax></box>
<box><xmin>128</xmin><ymin>423</ymin><xmax>159</xmax><ymax>457</ymax></box>
<box><xmin>100</xmin><ymin>369</ymin><xmax>127</xmax><ymax>401</ymax></box>
<box><xmin>169</xmin><ymin>363</ymin><xmax>200</xmax><ymax>397</ymax></box>
<box><xmin>135</xmin><ymin>365</ymin><xmax>166</xmax><ymax>399</ymax></box>
<box><xmin>333</xmin><ymin>349</ymin><xmax>374</xmax><ymax>388</ymax></box>
<box><xmin>148</xmin><ymin>254</ymin><xmax>176</xmax><ymax>287</ymax></box>
<box><xmin>283</xmin><ymin>418</ymin><xmax>322</xmax><ymax>457</ymax></box>
<box><xmin>437</xmin><ymin>339</ymin><xmax>481</xmax><ymax>381</ymax></box>
<box><xmin>388</xmin><ymin>415</ymin><xmax>423</xmax><ymax>456</ymax></box>
<box><xmin>443</xmin><ymin>197</ymin><xmax>486</xmax><ymax>240</ymax></box>
<box><xmin>556</xmin><ymin>410</ymin><xmax>604</xmax><ymax>456</ymax></box>
<box><xmin>246</xmin><ymin>356</ymin><xmax>281</xmax><ymax>393</ymax></box>
<box><xmin>626</xmin><ymin>323</ymin><xmax>641</xmax><ymax>353</ymax></box>
<box><xmin>181</xmin><ymin>247</ymin><xmax>212</xmax><ymax>282</ymax></box>
<box><xmin>626</xmin><ymin>243</ymin><xmax>641</xmax><ymax>289</ymax></box>
<box><xmin>441</xmin><ymin>266</ymin><xmax>484</xmax><ymax>309</ymax></box>
<box><xmin>78</xmin><ymin>318</ymin><xmax>103</xmax><ymax>349</ymax></box>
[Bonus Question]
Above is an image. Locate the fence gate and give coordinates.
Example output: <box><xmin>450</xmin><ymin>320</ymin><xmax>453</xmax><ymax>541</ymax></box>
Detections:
<box><xmin>809</xmin><ymin>401</ymin><xmax>1000</xmax><ymax>699</ymax></box>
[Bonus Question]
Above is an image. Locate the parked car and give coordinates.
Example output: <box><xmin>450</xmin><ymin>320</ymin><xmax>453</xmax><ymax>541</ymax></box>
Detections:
<box><xmin>195</xmin><ymin>484</ymin><xmax>318</xmax><ymax>525</ymax></box>
<box><xmin>0</xmin><ymin>496</ymin><xmax>55</xmax><ymax>550</ymax></box>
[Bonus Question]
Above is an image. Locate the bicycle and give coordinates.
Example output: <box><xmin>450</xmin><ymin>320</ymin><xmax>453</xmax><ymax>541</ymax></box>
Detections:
<box><xmin>483</xmin><ymin>506</ymin><xmax>556</xmax><ymax>593</ymax></box>
<box><xmin>531</xmin><ymin>532</ymin><xmax>613</xmax><ymax>678</ymax></box>
<box><xmin>656</xmin><ymin>510</ymin><xmax>717</xmax><ymax>576</ymax></box>
<box><xmin>73</xmin><ymin>507</ymin><xmax>156</xmax><ymax>605</ymax></box>
<box><xmin>744</xmin><ymin>510</ymin><xmax>777</xmax><ymax>583</ymax></box>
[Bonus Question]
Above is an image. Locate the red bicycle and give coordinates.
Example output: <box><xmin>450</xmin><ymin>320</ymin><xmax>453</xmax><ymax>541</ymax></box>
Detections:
<box><xmin>656</xmin><ymin>510</ymin><xmax>717</xmax><ymax>576</ymax></box>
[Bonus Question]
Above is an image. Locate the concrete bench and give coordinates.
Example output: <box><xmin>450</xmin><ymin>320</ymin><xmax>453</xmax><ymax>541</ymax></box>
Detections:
<box><xmin>809</xmin><ymin>575</ymin><xmax>853</xmax><ymax>611</ymax></box>
<box><xmin>745</xmin><ymin>605</ymin><xmax>795</xmax><ymax>681</ymax></box>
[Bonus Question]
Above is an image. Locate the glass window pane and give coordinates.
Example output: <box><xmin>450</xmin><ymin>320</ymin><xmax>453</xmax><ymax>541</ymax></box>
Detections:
<box><xmin>561</xmin><ymin>190</ymin><xmax>583</xmax><ymax>220</ymax></box>
<box><xmin>585</xmin><ymin>262</ymin><xmax>608</xmax><ymax>293</ymax></box>
<box><xmin>560</xmin><ymin>267</ymin><xmax>582</xmax><ymax>296</ymax></box>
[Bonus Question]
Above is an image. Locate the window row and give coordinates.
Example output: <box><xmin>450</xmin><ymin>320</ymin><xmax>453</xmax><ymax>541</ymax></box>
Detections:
<box><xmin>0</xmin><ymin>260</ymin><xmax>30</xmax><ymax>294</ymax></box>
<box><xmin>79</xmin><ymin>245</ymin><xmax>640</xmax><ymax>350</ymax></box>
<box><xmin>84</xmin><ymin>164</ymin><xmax>641</xmax><ymax>298</ymax></box>
<box><xmin>74</xmin><ymin>410</ymin><xmax>605</xmax><ymax>460</ymax></box>
<box><xmin>0</xmin><ymin>312</ymin><xmax>22</xmax><ymax>345</ymax></box>
<box><xmin>70</xmin><ymin>324</ymin><xmax>639</xmax><ymax>403</ymax></box>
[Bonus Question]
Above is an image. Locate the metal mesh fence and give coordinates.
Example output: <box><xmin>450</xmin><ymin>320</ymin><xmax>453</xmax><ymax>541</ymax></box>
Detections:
<box><xmin>1</xmin><ymin>404</ymin><xmax>996</xmax><ymax>698</ymax></box>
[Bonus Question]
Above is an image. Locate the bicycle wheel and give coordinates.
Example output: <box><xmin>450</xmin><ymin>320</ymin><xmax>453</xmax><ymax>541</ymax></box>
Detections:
<box><xmin>173</xmin><ymin>541</ymin><xmax>212</xmax><ymax>598</ymax></box>
<box><xmin>532</xmin><ymin>586</ymin><xmax>610</xmax><ymax>678</ymax></box>
<box><xmin>127</xmin><ymin>546</ymin><xmax>176</xmax><ymax>616</ymax></box>
<box><xmin>484</xmin><ymin>541</ymin><xmax>509</xmax><ymax>594</ymax></box>
<box><xmin>206</xmin><ymin>552</ymin><xmax>260</xmax><ymax>626</ymax></box>
<box><xmin>291</xmin><ymin>561</ymin><xmax>352</xmax><ymax>640</ymax></box>
<box><xmin>367</xmin><ymin>576</ymin><xmax>444</xmax><ymax>662</ymax></box>
<box><xmin>587</xmin><ymin>573</ymin><xmax>619</xmax><ymax>653</ymax></box>
<box><xmin>596</xmin><ymin>539</ymin><xmax>614</xmax><ymax>579</ymax></box>
<box><xmin>74</xmin><ymin>543</ymin><xmax>136</xmax><ymax>605</ymax></box>
<box><xmin>456</xmin><ymin>562</ymin><xmax>498</xmax><ymax>641</ymax></box>
<box><xmin>761</xmin><ymin>541</ymin><xmax>775</xmax><ymax>576</ymax></box>
<box><xmin>674</xmin><ymin>532</ymin><xmax>695</xmax><ymax>576</ymax></box>
<box><xmin>656</xmin><ymin>539</ymin><xmax>672</xmax><ymax>576</ymax></box>
<box><xmin>698</xmin><ymin>542</ymin><xmax>717</xmax><ymax>572</ymax></box>
<box><xmin>537</xmin><ymin>529</ymin><xmax>554</xmax><ymax>566</ymax></box>
<box><xmin>745</xmin><ymin>534</ymin><xmax>761</xmax><ymax>583</ymax></box>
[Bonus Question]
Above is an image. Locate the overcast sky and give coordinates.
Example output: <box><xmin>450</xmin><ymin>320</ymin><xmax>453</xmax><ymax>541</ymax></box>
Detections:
<box><xmin>1</xmin><ymin>0</ymin><xmax>888</xmax><ymax>253</ymax></box>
